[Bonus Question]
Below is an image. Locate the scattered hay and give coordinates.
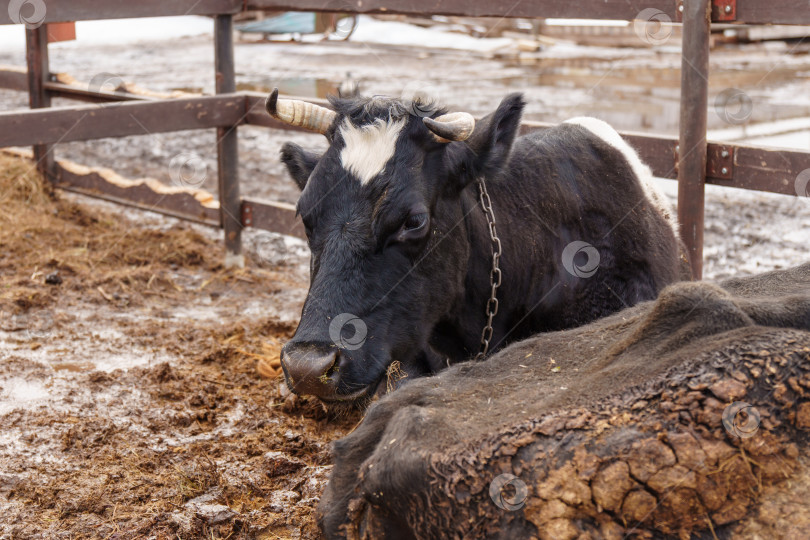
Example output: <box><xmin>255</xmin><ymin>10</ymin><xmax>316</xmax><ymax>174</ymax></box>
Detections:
<box><xmin>254</xmin><ymin>339</ymin><xmax>286</xmax><ymax>379</ymax></box>
<box><xmin>386</xmin><ymin>360</ymin><xmax>408</xmax><ymax>394</ymax></box>
<box><xmin>0</xmin><ymin>153</ymin><xmax>219</xmax><ymax>315</ymax></box>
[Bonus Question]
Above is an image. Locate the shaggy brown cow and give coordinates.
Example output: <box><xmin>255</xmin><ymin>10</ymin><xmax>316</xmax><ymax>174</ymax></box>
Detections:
<box><xmin>319</xmin><ymin>263</ymin><xmax>810</xmax><ymax>539</ymax></box>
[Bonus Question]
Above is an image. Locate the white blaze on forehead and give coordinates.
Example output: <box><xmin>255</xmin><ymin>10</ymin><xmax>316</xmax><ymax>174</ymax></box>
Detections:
<box><xmin>564</xmin><ymin>116</ymin><xmax>679</xmax><ymax>235</ymax></box>
<box><xmin>339</xmin><ymin>117</ymin><xmax>406</xmax><ymax>185</ymax></box>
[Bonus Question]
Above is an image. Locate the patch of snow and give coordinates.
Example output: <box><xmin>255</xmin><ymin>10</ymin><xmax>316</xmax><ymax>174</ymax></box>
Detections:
<box><xmin>0</xmin><ymin>378</ymin><xmax>50</xmax><ymax>415</ymax></box>
<box><xmin>742</xmin><ymin>131</ymin><xmax>810</xmax><ymax>151</ymax></box>
<box><xmin>0</xmin><ymin>312</ymin><xmax>171</xmax><ymax>373</ymax></box>
<box><xmin>346</xmin><ymin>15</ymin><xmax>513</xmax><ymax>52</ymax></box>
<box><xmin>0</xmin><ymin>16</ymin><xmax>212</xmax><ymax>53</ymax></box>
<box><xmin>0</xmin><ymin>24</ymin><xmax>25</xmax><ymax>52</ymax></box>
<box><xmin>69</xmin><ymin>16</ymin><xmax>212</xmax><ymax>46</ymax></box>
<box><xmin>545</xmin><ymin>19</ymin><xmax>630</xmax><ymax>27</ymax></box>
<box><xmin>536</xmin><ymin>41</ymin><xmax>641</xmax><ymax>59</ymax></box>
<box><xmin>709</xmin><ymin>117</ymin><xmax>810</xmax><ymax>146</ymax></box>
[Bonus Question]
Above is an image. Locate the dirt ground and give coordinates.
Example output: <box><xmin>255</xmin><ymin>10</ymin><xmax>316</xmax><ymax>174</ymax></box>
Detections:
<box><xmin>0</xmin><ymin>153</ymin><xmax>357</xmax><ymax>539</ymax></box>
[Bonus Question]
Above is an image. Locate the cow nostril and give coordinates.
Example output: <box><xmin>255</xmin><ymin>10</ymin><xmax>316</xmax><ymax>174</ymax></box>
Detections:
<box><xmin>322</xmin><ymin>354</ymin><xmax>340</xmax><ymax>379</ymax></box>
<box><xmin>280</xmin><ymin>345</ymin><xmax>341</xmax><ymax>397</ymax></box>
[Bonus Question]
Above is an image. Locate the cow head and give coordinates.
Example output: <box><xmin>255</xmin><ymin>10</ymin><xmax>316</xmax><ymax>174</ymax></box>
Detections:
<box><xmin>269</xmin><ymin>89</ymin><xmax>524</xmax><ymax>406</ymax></box>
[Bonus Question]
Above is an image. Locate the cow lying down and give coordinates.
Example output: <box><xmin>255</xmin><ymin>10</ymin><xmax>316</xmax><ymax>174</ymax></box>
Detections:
<box><xmin>266</xmin><ymin>90</ymin><xmax>686</xmax><ymax>406</ymax></box>
<box><xmin>320</xmin><ymin>263</ymin><xmax>810</xmax><ymax>539</ymax></box>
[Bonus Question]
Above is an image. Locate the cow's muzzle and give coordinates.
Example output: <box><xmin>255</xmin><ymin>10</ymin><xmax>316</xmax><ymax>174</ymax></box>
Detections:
<box><xmin>280</xmin><ymin>342</ymin><xmax>369</xmax><ymax>402</ymax></box>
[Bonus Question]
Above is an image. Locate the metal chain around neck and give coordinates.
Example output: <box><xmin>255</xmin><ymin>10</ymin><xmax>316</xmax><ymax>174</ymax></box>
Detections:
<box><xmin>474</xmin><ymin>177</ymin><xmax>502</xmax><ymax>360</ymax></box>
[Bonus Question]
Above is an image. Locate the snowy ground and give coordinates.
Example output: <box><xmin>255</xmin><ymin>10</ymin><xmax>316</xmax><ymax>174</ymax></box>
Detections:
<box><xmin>0</xmin><ymin>15</ymin><xmax>808</xmax><ymax>282</ymax></box>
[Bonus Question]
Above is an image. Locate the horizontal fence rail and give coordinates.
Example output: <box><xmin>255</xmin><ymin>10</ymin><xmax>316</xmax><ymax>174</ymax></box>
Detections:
<box><xmin>0</xmin><ymin>0</ymin><xmax>241</xmax><ymax>25</ymax></box>
<box><xmin>2</xmin><ymin>145</ymin><xmax>305</xmax><ymax>239</ymax></box>
<box><xmin>246</xmin><ymin>0</ymin><xmax>810</xmax><ymax>25</ymax></box>
<box><xmin>0</xmin><ymin>95</ymin><xmax>246</xmax><ymax>146</ymax></box>
<box><xmin>2</xmin><ymin>90</ymin><xmax>808</xmax><ymax>198</ymax></box>
<box><xmin>2</xmin><ymin>1</ymin><xmax>810</xmax><ymax>25</ymax></box>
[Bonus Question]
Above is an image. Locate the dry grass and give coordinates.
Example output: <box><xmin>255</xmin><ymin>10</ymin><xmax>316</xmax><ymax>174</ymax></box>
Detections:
<box><xmin>0</xmin><ymin>154</ymin><xmax>217</xmax><ymax>312</ymax></box>
<box><xmin>0</xmin><ymin>153</ymin><xmax>52</xmax><ymax>212</ymax></box>
<box><xmin>386</xmin><ymin>360</ymin><xmax>408</xmax><ymax>393</ymax></box>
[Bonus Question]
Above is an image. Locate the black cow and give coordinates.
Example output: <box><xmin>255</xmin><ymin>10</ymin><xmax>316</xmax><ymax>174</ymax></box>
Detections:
<box><xmin>267</xmin><ymin>89</ymin><xmax>683</xmax><ymax>406</ymax></box>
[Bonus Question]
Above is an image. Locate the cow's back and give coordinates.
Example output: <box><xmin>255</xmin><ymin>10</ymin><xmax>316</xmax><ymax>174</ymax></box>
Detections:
<box><xmin>495</xmin><ymin>122</ymin><xmax>682</xmax><ymax>315</ymax></box>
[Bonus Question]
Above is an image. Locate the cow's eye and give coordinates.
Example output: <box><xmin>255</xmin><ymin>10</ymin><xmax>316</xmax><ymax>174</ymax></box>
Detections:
<box><xmin>388</xmin><ymin>210</ymin><xmax>430</xmax><ymax>247</ymax></box>
<box><xmin>404</xmin><ymin>212</ymin><xmax>428</xmax><ymax>231</ymax></box>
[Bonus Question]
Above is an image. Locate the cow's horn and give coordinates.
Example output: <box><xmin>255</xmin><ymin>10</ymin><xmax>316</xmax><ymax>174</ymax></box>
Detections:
<box><xmin>423</xmin><ymin>112</ymin><xmax>476</xmax><ymax>142</ymax></box>
<box><xmin>265</xmin><ymin>88</ymin><xmax>336</xmax><ymax>135</ymax></box>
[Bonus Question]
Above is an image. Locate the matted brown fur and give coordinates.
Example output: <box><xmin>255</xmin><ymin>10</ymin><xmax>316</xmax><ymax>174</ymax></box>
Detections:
<box><xmin>320</xmin><ymin>264</ymin><xmax>810</xmax><ymax>538</ymax></box>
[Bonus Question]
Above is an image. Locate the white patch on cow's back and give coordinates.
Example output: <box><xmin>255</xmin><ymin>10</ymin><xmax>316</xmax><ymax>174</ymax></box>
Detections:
<box><xmin>564</xmin><ymin>116</ymin><xmax>679</xmax><ymax>236</ymax></box>
<box><xmin>339</xmin><ymin>117</ymin><xmax>406</xmax><ymax>185</ymax></box>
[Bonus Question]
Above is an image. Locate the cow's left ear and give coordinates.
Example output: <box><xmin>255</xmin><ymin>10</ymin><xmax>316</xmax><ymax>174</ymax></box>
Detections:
<box><xmin>280</xmin><ymin>142</ymin><xmax>322</xmax><ymax>191</ymax></box>
<box><xmin>443</xmin><ymin>93</ymin><xmax>525</xmax><ymax>192</ymax></box>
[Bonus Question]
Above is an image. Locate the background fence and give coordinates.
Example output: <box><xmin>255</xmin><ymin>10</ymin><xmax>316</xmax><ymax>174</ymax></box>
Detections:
<box><xmin>2</xmin><ymin>0</ymin><xmax>810</xmax><ymax>278</ymax></box>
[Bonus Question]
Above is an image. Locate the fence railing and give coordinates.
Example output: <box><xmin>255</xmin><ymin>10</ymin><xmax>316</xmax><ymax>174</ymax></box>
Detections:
<box><xmin>2</xmin><ymin>0</ymin><xmax>809</xmax><ymax>277</ymax></box>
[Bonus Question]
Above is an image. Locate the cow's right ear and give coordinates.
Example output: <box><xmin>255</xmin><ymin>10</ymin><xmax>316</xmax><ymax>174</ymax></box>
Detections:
<box><xmin>441</xmin><ymin>93</ymin><xmax>525</xmax><ymax>193</ymax></box>
<box><xmin>280</xmin><ymin>142</ymin><xmax>321</xmax><ymax>191</ymax></box>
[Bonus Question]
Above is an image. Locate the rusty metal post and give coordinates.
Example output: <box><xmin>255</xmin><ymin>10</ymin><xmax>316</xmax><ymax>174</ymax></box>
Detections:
<box><xmin>25</xmin><ymin>25</ymin><xmax>55</xmax><ymax>183</ymax></box>
<box><xmin>677</xmin><ymin>0</ymin><xmax>711</xmax><ymax>280</ymax></box>
<box><xmin>214</xmin><ymin>14</ymin><xmax>243</xmax><ymax>268</ymax></box>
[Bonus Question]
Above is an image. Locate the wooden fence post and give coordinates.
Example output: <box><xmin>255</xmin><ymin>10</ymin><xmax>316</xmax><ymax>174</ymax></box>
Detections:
<box><xmin>677</xmin><ymin>0</ymin><xmax>711</xmax><ymax>280</ymax></box>
<box><xmin>214</xmin><ymin>14</ymin><xmax>243</xmax><ymax>267</ymax></box>
<box><xmin>25</xmin><ymin>25</ymin><xmax>55</xmax><ymax>183</ymax></box>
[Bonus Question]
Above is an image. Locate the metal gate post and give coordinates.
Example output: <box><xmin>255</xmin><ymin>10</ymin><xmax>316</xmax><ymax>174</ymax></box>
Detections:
<box><xmin>677</xmin><ymin>0</ymin><xmax>711</xmax><ymax>280</ymax></box>
<box><xmin>214</xmin><ymin>14</ymin><xmax>243</xmax><ymax>268</ymax></box>
<box><xmin>25</xmin><ymin>25</ymin><xmax>55</xmax><ymax>183</ymax></box>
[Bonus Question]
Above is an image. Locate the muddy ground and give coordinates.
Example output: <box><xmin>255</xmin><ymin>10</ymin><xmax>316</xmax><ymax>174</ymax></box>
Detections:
<box><xmin>1</xmin><ymin>17</ymin><xmax>810</xmax><ymax>539</ymax></box>
<box><xmin>0</xmin><ymin>153</ymin><xmax>356</xmax><ymax>538</ymax></box>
